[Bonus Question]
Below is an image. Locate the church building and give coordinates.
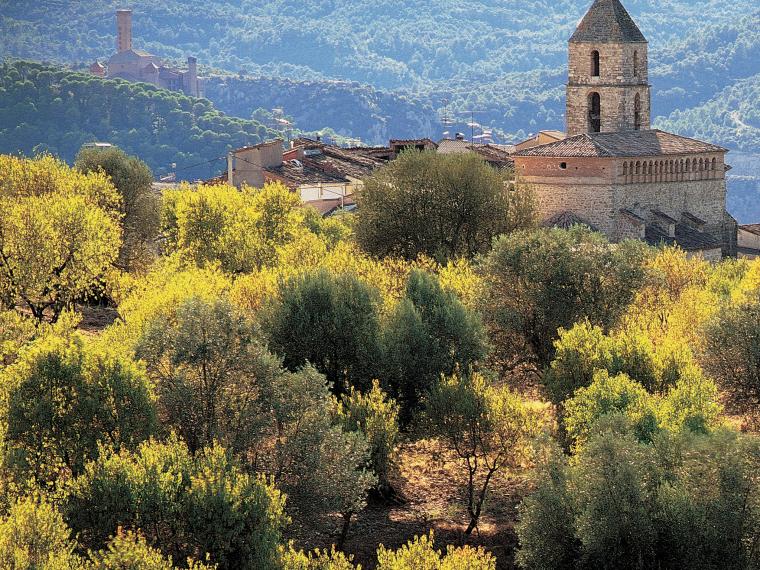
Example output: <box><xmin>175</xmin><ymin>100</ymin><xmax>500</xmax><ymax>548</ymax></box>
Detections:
<box><xmin>90</xmin><ymin>10</ymin><xmax>201</xmax><ymax>98</ymax></box>
<box><xmin>512</xmin><ymin>0</ymin><xmax>736</xmax><ymax>259</ymax></box>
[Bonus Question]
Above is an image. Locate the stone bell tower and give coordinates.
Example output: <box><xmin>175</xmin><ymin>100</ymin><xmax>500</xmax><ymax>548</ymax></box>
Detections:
<box><xmin>566</xmin><ymin>0</ymin><xmax>651</xmax><ymax>136</ymax></box>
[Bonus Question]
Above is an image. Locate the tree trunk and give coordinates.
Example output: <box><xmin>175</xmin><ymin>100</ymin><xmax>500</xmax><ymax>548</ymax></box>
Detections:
<box><xmin>337</xmin><ymin>511</ymin><xmax>353</xmax><ymax>551</ymax></box>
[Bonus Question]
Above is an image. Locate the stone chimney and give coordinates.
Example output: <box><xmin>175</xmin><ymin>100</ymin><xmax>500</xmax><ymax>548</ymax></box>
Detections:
<box><xmin>116</xmin><ymin>9</ymin><xmax>132</xmax><ymax>53</ymax></box>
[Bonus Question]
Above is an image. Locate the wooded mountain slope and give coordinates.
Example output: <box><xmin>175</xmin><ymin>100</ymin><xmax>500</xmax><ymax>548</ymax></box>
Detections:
<box><xmin>1</xmin><ymin>1</ymin><xmax>758</xmax><ymax>147</ymax></box>
<box><xmin>0</xmin><ymin>61</ymin><xmax>272</xmax><ymax>179</ymax></box>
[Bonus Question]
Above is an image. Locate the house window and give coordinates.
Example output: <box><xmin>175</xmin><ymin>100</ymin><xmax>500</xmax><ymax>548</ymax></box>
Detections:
<box><xmin>560</xmin><ymin>162</ymin><xmax>567</xmax><ymax>169</ymax></box>
<box><xmin>633</xmin><ymin>50</ymin><xmax>639</xmax><ymax>77</ymax></box>
<box><xmin>591</xmin><ymin>50</ymin><xmax>600</xmax><ymax>77</ymax></box>
<box><xmin>588</xmin><ymin>92</ymin><xmax>601</xmax><ymax>133</ymax></box>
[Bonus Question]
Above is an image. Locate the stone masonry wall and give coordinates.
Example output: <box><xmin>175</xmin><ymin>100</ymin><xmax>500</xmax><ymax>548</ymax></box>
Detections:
<box><xmin>525</xmin><ymin>175</ymin><xmax>727</xmax><ymax>244</ymax></box>
<box><xmin>567</xmin><ymin>42</ymin><xmax>650</xmax><ymax>135</ymax></box>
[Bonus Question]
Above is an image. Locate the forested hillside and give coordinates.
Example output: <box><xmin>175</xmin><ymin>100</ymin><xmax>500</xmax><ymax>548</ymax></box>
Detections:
<box><xmin>0</xmin><ymin>61</ymin><xmax>273</xmax><ymax>179</ymax></box>
<box><xmin>204</xmin><ymin>76</ymin><xmax>440</xmax><ymax>143</ymax></box>
<box><xmin>2</xmin><ymin>0</ymin><xmax>758</xmax><ymax>147</ymax></box>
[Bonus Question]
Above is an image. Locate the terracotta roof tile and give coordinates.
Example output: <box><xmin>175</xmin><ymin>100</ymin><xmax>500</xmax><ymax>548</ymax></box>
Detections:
<box><xmin>740</xmin><ymin>224</ymin><xmax>760</xmax><ymax>237</ymax></box>
<box><xmin>265</xmin><ymin>162</ymin><xmax>348</xmax><ymax>186</ymax></box>
<box><xmin>514</xmin><ymin>130</ymin><xmax>727</xmax><ymax>158</ymax></box>
<box><xmin>543</xmin><ymin>211</ymin><xmax>598</xmax><ymax>231</ymax></box>
<box><xmin>646</xmin><ymin>223</ymin><xmax>722</xmax><ymax>251</ymax></box>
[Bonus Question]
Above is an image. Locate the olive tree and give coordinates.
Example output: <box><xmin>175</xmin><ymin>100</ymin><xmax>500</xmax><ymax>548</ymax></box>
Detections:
<box><xmin>2</xmin><ymin>333</ymin><xmax>156</xmax><ymax>482</ymax></box>
<box><xmin>265</xmin><ymin>269</ymin><xmax>382</xmax><ymax>394</ymax></box>
<box><xmin>382</xmin><ymin>269</ymin><xmax>488</xmax><ymax>422</ymax></box>
<box><xmin>702</xmin><ymin>296</ymin><xmax>760</xmax><ymax>416</ymax></box>
<box><xmin>481</xmin><ymin>227</ymin><xmax>650</xmax><ymax>373</ymax></box>
<box><xmin>338</xmin><ymin>380</ymin><xmax>400</xmax><ymax>499</ymax></box>
<box><xmin>135</xmin><ymin>295</ymin><xmax>281</xmax><ymax>454</ymax></box>
<box><xmin>355</xmin><ymin>150</ymin><xmax>534</xmax><ymax>261</ymax></box>
<box><xmin>423</xmin><ymin>372</ymin><xmax>539</xmax><ymax>535</ymax></box>
<box><xmin>75</xmin><ymin>145</ymin><xmax>159</xmax><ymax>272</ymax></box>
<box><xmin>0</xmin><ymin>155</ymin><xmax>122</xmax><ymax>322</ymax></box>
<box><xmin>64</xmin><ymin>437</ymin><xmax>287</xmax><ymax>570</ymax></box>
<box><xmin>516</xmin><ymin>424</ymin><xmax>760</xmax><ymax>570</ymax></box>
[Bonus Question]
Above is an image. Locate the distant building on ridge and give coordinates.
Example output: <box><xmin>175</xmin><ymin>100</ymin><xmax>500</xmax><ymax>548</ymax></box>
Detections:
<box><xmin>89</xmin><ymin>9</ymin><xmax>202</xmax><ymax>98</ymax></box>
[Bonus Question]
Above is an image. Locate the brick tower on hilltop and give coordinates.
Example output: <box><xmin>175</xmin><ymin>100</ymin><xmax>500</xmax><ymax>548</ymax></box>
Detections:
<box><xmin>566</xmin><ymin>0</ymin><xmax>651</xmax><ymax>136</ymax></box>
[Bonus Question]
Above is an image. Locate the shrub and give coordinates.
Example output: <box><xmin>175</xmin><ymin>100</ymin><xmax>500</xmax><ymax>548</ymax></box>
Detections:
<box><xmin>338</xmin><ymin>380</ymin><xmax>400</xmax><ymax>497</ymax></box>
<box><xmin>265</xmin><ymin>269</ymin><xmax>382</xmax><ymax>394</ymax></box>
<box><xmin>64</xmin><ymin>437</ymin><xmax>287</xmax><ymax>570</ymax></box>
<box><xmin>382</xmin><ymin>270</ymin><xmax>488</xmax><ymax>421</ymax></box>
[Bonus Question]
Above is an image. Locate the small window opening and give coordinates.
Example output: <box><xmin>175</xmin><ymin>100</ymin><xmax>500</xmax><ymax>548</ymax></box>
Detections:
<box><xmin>634</xmin><ymin>93</ymin><xmax>642</xmax><ymax>131</ymax></box>
<box><xmin>588</xmin><ymin>92</ymin><xmax>601</xmax><ymax>133</ymax></box>
<box><xmin>591</xmin><ymin>50</ymin><xmax>600</xmax><ymax>77</ymax></box>
<box><xmin>560</xmin><ymin>162</ymin><xmax>567</xmax><ymax>169</ymax></box>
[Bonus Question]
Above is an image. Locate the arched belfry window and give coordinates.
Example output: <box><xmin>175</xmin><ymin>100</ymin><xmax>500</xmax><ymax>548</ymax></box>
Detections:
<box><xmin>589</xmin><ymin>92</ymin><xmax>601</xmax><ymax>133</ymax></box>
<box><xmin>591</xmin><ymin>50</ymin><xmax>600</xmax><ymax>77</ymax></box>
<box><xmin>634</xmin><ymin>93</ymin><xmax>642</xmax><ymax>130</ymax></box>
<box><xmin>633</xmin><ymin>50</ymin><xmax>639</xmax><ymax>77</ymax></box>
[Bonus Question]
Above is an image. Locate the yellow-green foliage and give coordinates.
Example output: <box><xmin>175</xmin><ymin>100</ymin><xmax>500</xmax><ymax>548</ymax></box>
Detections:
<box><xmin>338</xmin><ymin>381</ymin><xmax>400</xmax><ymax>493</ymax></box>
<box><xmin>284</xmin><ymin>533</ymin><xmax>495</xmax><ymax>570</ymax></box>
<box><xmin>0</xmin><ymin>155</ymin><xmax>122</xmax><ymax>321</ymax></box>
<box><xmin>103</xmin><ymin>255</ymin><xmax>232</xmax><ymax>351</ymax></box>
<box><xmin>282</xmin><ymin>546</ymin><xmax>357</xmax><ymax>570</ymax></box>
<box><xmin>232</xmin><ymin>238</ymin><xmax>477</xmax><ymax>317</ymax></box>
<box><xmin>375</xmin><ymin>532</ymin><xmax>496</xmax><ymax>570</ymax></box>
<box><xmin>0</xmin><ymin>496</ymin><xmax>80</xmax><ymax>570</ymax></box>
<box><xmin>0</xmin><ymin>154</ymin><xmax>121</xmax><ymax>213</ymax></box>
<box><xmin>88</xmin><ymin>530</ymin><xmax>216</xmax><ymax>569</ymax></box>
<box><xmin>162</xmin><ymin>182</ymin><xmax>303</xmax><ymax>273</ymax></box>
<box><xmin>0</xmin><ymin>330</ymin><xmax>157</xmax><ymax>483</ymax></box>
<box><xmin>619</xmin><ymin>247</ymin><xmax>747</xmax><ymax>353</ymax></box>
<box><xmin>564</xmin><ymin>369</ymin><xmax>723</xmax><ymax>451</ymax></box>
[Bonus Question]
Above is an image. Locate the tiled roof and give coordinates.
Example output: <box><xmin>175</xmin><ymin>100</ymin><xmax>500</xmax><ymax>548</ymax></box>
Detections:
<box><xmin>437</xmin><ymin>139</ymin><xmax>473</xmax><ymax>154</ymax></box>
<box><xmin>108</xmin><ymin>49</ymin><xmax>158</xmax><ymax>65</ymax></box>
<box><xmin>304</xmin><ymin>196</ymin><xmax>356</xmax><ymax>216</ymax></box>
<box><xmin>265</xmin><ymin>162</ymin><xmax>348</xmax><ymax>186</ymax></box>
<box><xmin>289</xmin><ymin>141</ymin><xmax>390</xmax><ymax>180</ymax></box>
<box><xmin>645</xmin><ymin>223</ymin><xmax>722</xmax><ymax>252</ymax></box>
<box><xmin>472</xmin><ymin>144</ymin><xmax>514</xmax><ymax>168</ymax></box>
<box><xmin>436</xmin><ymin>139</ymin><xmax>514</xmax><ymax>167</ymax></box>
<box><xmin>740</xmin><ymin>224</ymin><xmax>760</xmax><ymax>237</ymax></box>
<box><xmin>390</xmin><ymin>138</ymin><xmax>438</xmax><ymax>147</ymax></box>
<box><xmin>514</xmin><ymin>130</ymin><xmax>727</xmax><ymax>158</ymax></box>
<box><xmin>570</xmin><ymin>0</ymin><xmax>647</xmax><ymax>43</ymax></box>
<box><xmin>543</xmin><ymin>211</ymin><xmax>598</xmax><ymax>231</ymax></box>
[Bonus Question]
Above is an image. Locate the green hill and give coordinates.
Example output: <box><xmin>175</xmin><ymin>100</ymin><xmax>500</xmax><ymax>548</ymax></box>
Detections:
<box><xmin>655</xmin><ymin>74</ymin><xmax>760</xmax><ymax>153</ymax></box>
<box><xmin>0</xmin><ymin>61</ymin><xmax>273</xmax><ymax>179</ymax></box>
<box><xmin>2</xmin><ymin>1</ymin><xmax>759</xmax><ymax>147</ymax></box>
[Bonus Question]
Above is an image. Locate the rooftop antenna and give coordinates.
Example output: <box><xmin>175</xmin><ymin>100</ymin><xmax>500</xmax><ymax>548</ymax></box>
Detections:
<box><xmin>439</xmin><ymin>98</ymin><xmax>454</xmax><ymax>139</ymax></box>
<box><xmin>464</xmin><ymin>110</ymin><xmax>484</xmax><ymax>143</ymax></box>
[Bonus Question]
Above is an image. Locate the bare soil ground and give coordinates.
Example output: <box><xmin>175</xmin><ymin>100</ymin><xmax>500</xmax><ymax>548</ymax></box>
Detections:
<box><xmin>285</xmin><ymin>439</ymin><xmax>533</xmax><ymax>569</ymax></box>
<box><xmin>77</xmin><ymin>305</ymin><xmax>119</xmax><ymax>335</ymax></box>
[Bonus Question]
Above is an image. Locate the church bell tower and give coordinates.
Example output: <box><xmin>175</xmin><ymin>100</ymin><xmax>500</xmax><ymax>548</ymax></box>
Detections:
<box><xmin>566</xmin><ymin>0</ymin><xmax>650</xmax><ymax>136</ymax></box>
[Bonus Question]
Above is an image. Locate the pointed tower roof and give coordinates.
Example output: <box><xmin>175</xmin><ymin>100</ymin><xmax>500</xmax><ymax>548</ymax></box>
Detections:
<box><xmin>570</xmin><ymin>0</ymin><xmax>647</xmax><ymax>43</ymax></box>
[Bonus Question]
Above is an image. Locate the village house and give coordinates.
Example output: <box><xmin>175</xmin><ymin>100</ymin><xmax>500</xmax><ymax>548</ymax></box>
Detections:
<box><xmin>219</xmin><ymin>135</ymin><xmax>517</xmax><ymax>215</ymax></box>
<box><xmin>738</xmin><ymin>225</ymin><xmax>760</xmax><ymax>259</ymax></box>
<box><xmin>90</xmin><ymin>9</ymin><xmax>202</xmax><ymax>98</ymax></box>
<box><xmin>218</xmin><ymin>138</ymin><xmax>392</xmax><ymax>213</ymax></box>
<box><xmin>512</xmin><ymin>0</ymin><xmax>737</xmax><ymax>260</ymax></box>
